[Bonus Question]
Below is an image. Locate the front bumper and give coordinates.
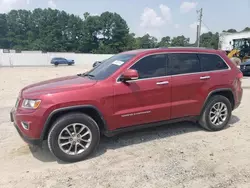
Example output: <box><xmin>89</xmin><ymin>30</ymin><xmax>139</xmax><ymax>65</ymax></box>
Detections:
<box><xmin>241</xmin><ymin>70</ymin><xmax>250</xmax><ymax>75</ymax></box>
<box><xmin>233</xmin><ymin>85</ymin><xmax>243</xmax><ymax>110</ymax></box>
<box><xmin>10</xmin><ymin>109</ymin><xmax>42</xmax><ymax>146</ymax></box>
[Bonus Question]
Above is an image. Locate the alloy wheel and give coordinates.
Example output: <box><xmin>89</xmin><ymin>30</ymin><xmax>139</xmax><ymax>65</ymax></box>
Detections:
<box><xmin>209</xmin><ymin>102</ymin><xmax>228</xmax><ymax>126</ymax></box>
<box><xmin>58</xmin><ymin>123</ymin><xmax>92</xmax><ymax>155</ymax></box>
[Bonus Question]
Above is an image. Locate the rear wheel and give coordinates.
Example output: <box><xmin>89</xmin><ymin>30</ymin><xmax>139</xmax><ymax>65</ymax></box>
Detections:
<box><xmin>199</xmin><ymin>95</ymin><xmax>232</xmax><ymax>131</ymax></box>
<box><xmin>48</xmin><ymin>113</ymin><xmax>100</xmax><ymax>163</ymax></box>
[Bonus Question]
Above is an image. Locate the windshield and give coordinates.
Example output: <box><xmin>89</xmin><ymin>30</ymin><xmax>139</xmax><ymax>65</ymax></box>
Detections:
<box><xmin>233</xmin><ymin>39</ymin><xmax>250</xmax><ymax>50</ymax></box>
<box><xmin>86</xmin><ymin>53</ymin><xmax>136</xmax><ymax>80</ymax></box>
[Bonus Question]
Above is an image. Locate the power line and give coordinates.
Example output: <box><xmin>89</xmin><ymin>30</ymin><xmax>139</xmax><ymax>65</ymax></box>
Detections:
<box><xmin>202</xmin><ymin>21</ymin><xmax>211</xmax><ymax>32</ymax></box>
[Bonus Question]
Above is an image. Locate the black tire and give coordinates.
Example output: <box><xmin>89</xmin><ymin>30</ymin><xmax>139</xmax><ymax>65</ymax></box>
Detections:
<box><xmin>54</xmin><ymin>62</ymin><xmax>58</xmax><ymax>66</ymax></box>
<box><xmin>48</xmin><ymin>113</ymin><xmax>100</xmax><ymax>163</ymax></box>
<box><xmin>199</xmin><ymin>95</ymin><xmax>232</xmax><ymax>131</ymax></box>
<box><xmin>68</xmin><ymin>63</ymin><xmax>72</xmax><ymax>66</ymax></box>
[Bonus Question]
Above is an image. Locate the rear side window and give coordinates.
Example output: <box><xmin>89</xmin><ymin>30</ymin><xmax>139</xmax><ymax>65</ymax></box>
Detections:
<box><xmin>53</xmin><ymin>58</ymin><xmax>64</xmax><ymax>61</ymax></box>
<box><xmin>168</xmin><ymin>53</ymin><xmax>200</xmax><ymax>75</ymax></box>
<box><xmin>198</xmin><ymin>54</ymin><xmax>228</xmax><ymax>71</ymax></box>
<box><xmin>131</xmin><ymin>54</ymin><xmax>167</xmax><ymax>79</ymax></box>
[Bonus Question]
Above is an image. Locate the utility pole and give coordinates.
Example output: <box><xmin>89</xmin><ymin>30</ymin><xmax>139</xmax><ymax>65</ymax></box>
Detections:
<box><xmin>197</xmin><ymin>8</ymin><xmax>203</xmax><ymax>47</ymax></box>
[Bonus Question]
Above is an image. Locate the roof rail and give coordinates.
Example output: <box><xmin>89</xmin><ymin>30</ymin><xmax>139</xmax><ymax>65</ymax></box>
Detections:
<box><xmin>167</xmin><ymin>46</ymin><xmax>209</xmax><ymax>49</ymax></box>
<box><xmin>155</xmin><ymin>47</ymin><xmax>216</xmax><ymax>50</ymax></box>
<box><xmin>158</xmin><ymin>46</ymin><xmax>214</xmax><ymax>49</ymax></box>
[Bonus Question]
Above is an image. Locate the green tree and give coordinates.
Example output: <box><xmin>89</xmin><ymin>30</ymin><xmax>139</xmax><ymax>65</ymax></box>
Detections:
<box><xmin>0</xmin><ymin>8</ymin><xmax>247</xmax><ymax>53</ymax></box>
<box><xmin>157</xmin><ymin>36</ymin><xmax>171</xmax><ymax>47</ymax></box>
<box><xmin>199</xmin><ymin>32</ymin><xmax>219</xmax><ymax>49</ymax></box>
<box><xmin>135</xmin><ymin>34</ymin><xmax>158</xmax><ymax>49</ymax></box>
<box><xmin>98</xmin><ymin>12</ymin><xmax>130</xmax><ymax>53</ymax></box>
<box><xmin>171</xmin><ymin>35</ymin><xmax>190</xmax><ymax>47</ymax></box>
<box><xmin>119</xmin><ymin>33</ymin><xmax>137</xmax><ymax>51</ymax></box>
<box><xmin>223</xmin><ymin>29</ymin><xmax>237</xmax><ymax>33</ymax></box>
<box><xmin>242</xmin><ymin>27</ymin><xmax>250</xmax><ymax>32</ymax></box>
<box><xmin>4</xmin><ymin>8</ymin><xmax>86</xmax><ymax>52</ymax></box>
<box><xmin>0</xmin><ymin>13</ymin><xmax>9</xmax><ymax>48</ymax></box>
<box><xmin>83</xmin><ymin>12</ymin><xmax>90</xmax><ymax>20</ymax></box>
<box><xmin>80</xmin><ymin>15</ymin><xmax>101</xmax><ymax>53</ymax></box>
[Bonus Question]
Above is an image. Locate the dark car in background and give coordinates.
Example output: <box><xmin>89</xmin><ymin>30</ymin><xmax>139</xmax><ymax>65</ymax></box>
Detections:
<box><xmin>240</xmin><ymin>60</ymin><xmax>250</xmax><ymax>75</ymax></box>
<box><xmin>51</xmin><ymin>57</ymin><xmax>75</xmax><ymax>66</ymax></box>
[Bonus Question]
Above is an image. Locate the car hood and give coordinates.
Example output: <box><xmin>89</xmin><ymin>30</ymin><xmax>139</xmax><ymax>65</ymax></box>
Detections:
<box><xmin>21</xmin><ymin>75</ymin><xmax>97</xmax><ymax>96</ymax></box>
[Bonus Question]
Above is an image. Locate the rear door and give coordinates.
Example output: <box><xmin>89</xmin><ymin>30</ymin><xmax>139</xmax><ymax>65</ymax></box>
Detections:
<box><xmin>62</xmin><ymin>58</ymin><xmax>68</xmax><ymax>64</ymax></box>
<box><xmin>168</xmin><ymin>53</ymin><xmax>208</xmax><ymax>119</ymax></box>
<box><xmin>58</xmin><ymin>58</ymin><xmax>64</xmax><ymax>64</ymax></box>
<box><xmin>198</xmin><ymin>53</ymin><xmax>231</xmax><ymax>92</ymax></box>
<box><xmin>112</xmin><ymin>54</ymin><xmax>171</xmax><ymax>129</ymax></box>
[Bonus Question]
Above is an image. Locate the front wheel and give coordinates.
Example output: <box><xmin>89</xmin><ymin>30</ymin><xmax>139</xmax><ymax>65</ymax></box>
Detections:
<box><xmin>48</xmin><ymin>113</ymin><xmax>100</xmax><ymax>163</ymax></box>
<box><xmin>199</xmin><ymin>95</ymin><xmax>232</xmax><ymax>131</ymax></box>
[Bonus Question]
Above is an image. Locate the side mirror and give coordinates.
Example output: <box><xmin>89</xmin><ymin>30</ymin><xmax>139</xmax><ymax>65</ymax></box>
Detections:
<box><xmin>121</xmin><ymin>69</ymin><xmax>139</xmax><ymax>82</ymax></box>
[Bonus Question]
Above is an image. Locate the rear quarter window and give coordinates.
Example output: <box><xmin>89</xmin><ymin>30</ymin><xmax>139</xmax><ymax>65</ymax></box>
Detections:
<box><xmin>198</xmin><ymin>54</ymin><xmax>228</xmax><ymax>72</ymax></box>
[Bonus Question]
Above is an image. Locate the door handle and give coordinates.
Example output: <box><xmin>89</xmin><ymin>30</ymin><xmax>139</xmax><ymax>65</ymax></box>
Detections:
<box><xmin>200</xmin><ymin>76</ymin><xmax>210</xmax><ymax>80</ymax></box>
<box><xmin>156</xmin><ymin>81</ymin><xmax>169</xmax><ymax>85</ymax></box>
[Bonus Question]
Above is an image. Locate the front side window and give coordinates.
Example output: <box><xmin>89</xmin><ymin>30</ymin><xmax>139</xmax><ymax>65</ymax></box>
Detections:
<box><xmin>86</xmin><ymin>53</ymin><xmax>136</xmax><ymax>80</ymax></box>
<box><xmin>168</xmin><ymin>53</ymin><xmax>200</xmax><ymax>75</ymax></box>
<box><xmin>198</xmin><ymin>54</ymin><xmax>228</xmax><ymax>71</ymax></box>
<box><xmin>130</xmin><ymin>54</ymin><xmax>167</xmax><ymax>79</ymax></box>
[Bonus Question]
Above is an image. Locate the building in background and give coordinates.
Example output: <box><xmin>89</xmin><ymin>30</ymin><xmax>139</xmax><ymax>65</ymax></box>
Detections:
<box><xmin>219</xmin><ymin>31</ymin><xmax>250</xmax><ymax>51</ymax></box>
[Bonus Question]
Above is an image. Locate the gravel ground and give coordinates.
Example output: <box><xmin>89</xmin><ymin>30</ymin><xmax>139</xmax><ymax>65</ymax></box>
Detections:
<box><xmin>0</xmin><ymin>66</ymin><xmax>250</xmax><ymax>188</ymax></box>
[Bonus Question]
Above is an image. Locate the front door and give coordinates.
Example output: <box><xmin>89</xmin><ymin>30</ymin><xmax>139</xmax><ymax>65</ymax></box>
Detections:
<box><xmin>111</xmin><ymin>54</ymin><xmax>171</xmax><ymax>130</ymax></box>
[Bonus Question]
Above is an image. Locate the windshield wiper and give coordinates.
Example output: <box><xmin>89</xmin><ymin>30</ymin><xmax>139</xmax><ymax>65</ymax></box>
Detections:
<box><xmin>77</xmin><ymin>72</ymin><xmax>95</xmax><ymax>78</ymax></box>
<box><xmin>86</xmin><ymin>74</ymin><xmax>95</xmax><ymax>77</ymax></box>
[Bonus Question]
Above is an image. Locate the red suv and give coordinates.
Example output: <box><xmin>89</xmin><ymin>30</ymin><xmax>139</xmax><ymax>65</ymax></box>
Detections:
<box><xmin>10</xmin><ymin>48</ymin><xmax>243</xmax><ymax>162</ymax></box>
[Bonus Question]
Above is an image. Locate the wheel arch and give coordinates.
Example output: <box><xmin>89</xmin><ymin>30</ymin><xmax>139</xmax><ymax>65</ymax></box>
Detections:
<box><xmin>201</xmin><ymin>88</ymin><xmax>235</xmax><ymax>115</ymax></box>
<box><xmin>41</xmin><ymin>105</ymin><xmax>108</xmax><ymax>140</ymax></box>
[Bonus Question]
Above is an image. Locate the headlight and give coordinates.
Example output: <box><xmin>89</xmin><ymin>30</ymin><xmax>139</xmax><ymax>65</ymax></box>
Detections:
<box><xmin>22</xmin><ymin>99</ymin><xmax>41</xmax><ymax>109</ymax></box>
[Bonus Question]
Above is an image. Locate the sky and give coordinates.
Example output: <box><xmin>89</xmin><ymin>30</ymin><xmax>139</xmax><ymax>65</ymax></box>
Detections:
<box><xmin>0</xmin><ymin>0</ymin><xmax>250</xmax><ymax>42</ymax></box>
